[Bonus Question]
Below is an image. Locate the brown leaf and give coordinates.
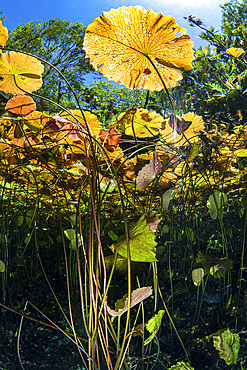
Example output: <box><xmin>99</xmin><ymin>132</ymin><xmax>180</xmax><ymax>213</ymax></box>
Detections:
<box><xmin>5</xmin><ymin>95</ymin><xmax>36</xmax><ymax>115</ymax></box>
<box><xmin>107</xmin><ymin>286</ymin><xmax>152</xmax><ymax>316</ymax></box>
<box><xmin>99</xmin><ymin>128</ymin><xmax>121</xmax><ymax>152</ymax></box>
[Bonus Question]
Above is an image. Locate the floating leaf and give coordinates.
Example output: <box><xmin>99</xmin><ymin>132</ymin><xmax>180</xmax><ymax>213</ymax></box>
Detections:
<box><xmin>0</xmin><ymin>260</ymin><xmax>5</xmax><ymax>273</ymax></box>
<box><xmin>0</xmin><ymin>51</ymin><xmax>44</xmax><ymax>95</ymax></box>
<box><xmin>213</xmin><ymin>328</ymin><xmax>240</xmax><ymax>365</ymax></box>
<box><xmin>114</xmin><ymin>108</ymin><xmax>163</xmax><ymax>138</ymax></box>
<box><xmin>84</xmin><ymin>6</ymin><xmax>195</xmax><ymax>91</ymax></box>
<box><xmin>100</xmin><ymin>177</ymin><xmax>117</xmax><ymax>193</ymax></box>
<box><xmin>210</xmin><ymin>263</ymin><xmax>232</xmax><ymax>278</ymax></box>
<box><xmin>226</xmin><ymin>47</ymin><xmax>245</xmax><ymax>57</ymax></box>
<box><xmin>107</xmin><ymin>286</ymin><xmax>152</xmax><ymax>317</ymax></box>
<box><xmin>192</xmin><ymin>268</ymin><xmax>204</xmax><ymax>286</ymax></box>
<box><xmin>0</xmin><ymin>21</ymin><xmax>8</xmax><ymax>49</ymax></box>
<box><xmin>207</xmin><ymin>191</ymin><xmax>227</xmax><ymax>219</ymax></box>
<box><xmin>99</xmin><ymin>128</ymin><xmax>121</xmax><ymax>152</ymax></box>
<box><xmin>23</xmin><ymin>110</ymin><xmax>51</xmax><ymax>132</ymax></box>
<box><xmin>136</xmin><ymin>152</ymin><xmax>162</xmax><ymax>190</ymax></box>
<box><xmin>5</xmin><ymin>95</ymin><xmax>36</xmax><ymax>115</ymax></box>
<box><xmin>144</xmin><ymin>310</ymin><xmax>165</xmax><ymax>345</ymax></box>
<box><xmin>112</xmin><ymin>214</ymin><xmax>158</xmax><ymax>262</ymax></box>
<box><xmin>160</xmin><ymin>112</ymin><xmax>204</xmax><ymax>146</ymax></box>
<box><xmin>59</xmin><ymin>109</ymin><xmax>102</xmax><ymax>138</ymax></box>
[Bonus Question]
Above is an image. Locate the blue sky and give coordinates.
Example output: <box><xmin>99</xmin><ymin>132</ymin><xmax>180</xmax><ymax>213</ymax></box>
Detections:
<box><xmin>1</xmin><ymin>0</ymin><xmax>224</xmax><ymax>48</ymax></box>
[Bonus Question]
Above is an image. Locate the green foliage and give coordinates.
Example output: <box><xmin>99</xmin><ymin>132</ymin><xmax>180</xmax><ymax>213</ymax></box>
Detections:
<box><xmin>212</xmin><ymin>328</ymin><xmax>240</xmax><ymax>365</ymax></box>
<box><xmin>169</xmin><ymin>361</ymin><xmax>194</xmax><ymax>369</ymax></box>
<box><xmin>144</xmin><ymin>309</ymin><xmax>165</xmax><ymax>345</ymax></box>
<box><xmin>113</xmin><ymin>215</ymin><xmax>158</xmax><ymax>263</ymax></box>
<box><xmin>0</xmin><ymin>9</ymin><xmax>5</xmax><ymax>22</ymax></box>
<box><xmin>181</xmin><ymin>2</ymin><xmax>247</xmax><ymax>122</ymax></box>
<box><xmin>107</xmin><ymin>286</ymin><xmax>152</xmax><ymax>317</ymax></box>
<box><xmin>82</xmin><ymin>80</ymin><xmax>148</xmax><ymax>123</ymax></box>
<box><xmin>1</xmin><ymin>3</ymin><xmax>247</xmax><ymax>369</ymax></box>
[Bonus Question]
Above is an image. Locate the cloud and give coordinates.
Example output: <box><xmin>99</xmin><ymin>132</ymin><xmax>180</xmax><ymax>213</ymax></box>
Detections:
<box><xmin>104</xmin><ymin>0</ymin><xmax>223</xmax><ymax>11</ymax></box>
<box><xmin>143</xmin><ymin>0</ymin><xmax>223</xmax><ymax>8</ymax></box>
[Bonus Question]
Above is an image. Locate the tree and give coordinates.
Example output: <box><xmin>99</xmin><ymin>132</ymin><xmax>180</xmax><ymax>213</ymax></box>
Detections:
<box><xmin>81</xmin><ymin>80</ymin><xmax>169</xmax><ymax>124</ymax></box>
<box><xmin>181</xmin><ymin>0</ymin><xmax>247</xmax><ymax>123</ymax></box>
<box><xmin>4</xmin><ymin>18</ymin><xmax>95</xmax><ymax>110</ymax></box>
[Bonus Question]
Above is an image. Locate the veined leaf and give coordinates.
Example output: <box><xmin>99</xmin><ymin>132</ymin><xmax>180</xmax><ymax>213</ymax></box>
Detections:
<box><xmin>107</xmin><ymin>286</ymin><xmax>152</xmax><ymax>317</ymax></box>
<box><xmin>0</xmin><ymin>51</ymin><xmax>44</xmax><ymax>95</ymax></box>
<box><xmin>84</xmin><ymin>6</ymin><xmax>195</xmax><ymax>91</ymax></box>
<box><xmin>113</xmin><ymin>214</ymin><xmax>158</xmax><ymax>262</ymax></box>
<box><xmin>5</xmin><ymin>95</ymin><xmax>36</xmax><ymax>116</ymax></box>
<box><xmin>136</xmin><ymin>152</ymin><xmax>162</xmax><ymax>190</ymax></box>
<box><xmin>192</xmin><ymin>268</ymin><xmax>204</xmax><ymax>286</ymax></box>
<box><xmin>195</xmin><ymin>251</ymin><xmax>232</xmax><ymax>277</ymax></box>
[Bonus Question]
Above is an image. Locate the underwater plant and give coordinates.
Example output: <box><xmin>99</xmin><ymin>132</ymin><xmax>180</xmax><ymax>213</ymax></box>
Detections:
<box><xmin>0</xmin><ymin>4</ymin><xmax>247</xmax><ymax>369</ymax></box>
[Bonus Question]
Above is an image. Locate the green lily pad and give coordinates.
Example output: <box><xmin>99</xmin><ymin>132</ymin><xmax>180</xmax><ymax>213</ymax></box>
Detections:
<box><xmin>113</xmin><ymin>215</ymin><xmax>157</xmax><ymax>262</ymax></box>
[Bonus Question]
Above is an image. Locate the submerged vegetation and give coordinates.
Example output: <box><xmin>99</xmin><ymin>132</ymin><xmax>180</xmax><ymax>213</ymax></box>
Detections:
<box><xmin>0</xmin><ymin>1</ymin><xmax>247</xmax><ymax>369</ymax></box>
